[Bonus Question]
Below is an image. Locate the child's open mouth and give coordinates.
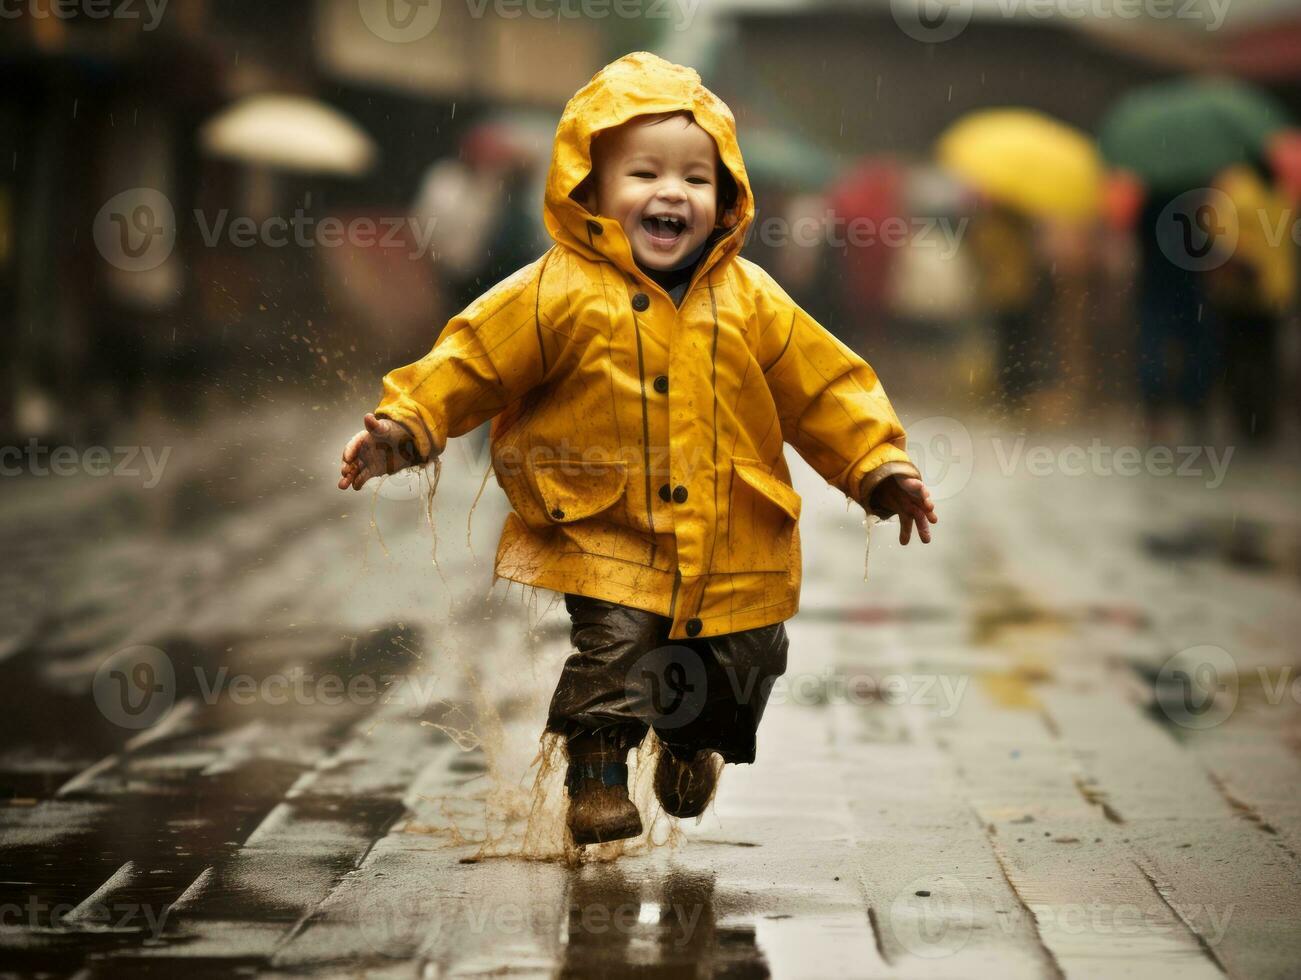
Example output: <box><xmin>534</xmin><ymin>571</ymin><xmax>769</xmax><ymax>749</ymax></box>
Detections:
<box><xmin>640</xmin><ymin>214</ymin><xmax>688</xmax><ymax>247</ymax></box>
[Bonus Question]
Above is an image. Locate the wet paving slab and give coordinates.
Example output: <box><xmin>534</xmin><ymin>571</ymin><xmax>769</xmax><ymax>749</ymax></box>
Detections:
<box><xmin>1</xmin><ymin>408</ymin><xmax>1299</xmax><ymax>977</ymax></box>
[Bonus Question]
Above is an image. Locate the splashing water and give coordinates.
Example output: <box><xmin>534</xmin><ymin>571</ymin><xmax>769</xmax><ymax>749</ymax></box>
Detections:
<box><xmin>363</xmin><ymin>454</ymin><xmax>691</xmax><ymax>864</ymax></box>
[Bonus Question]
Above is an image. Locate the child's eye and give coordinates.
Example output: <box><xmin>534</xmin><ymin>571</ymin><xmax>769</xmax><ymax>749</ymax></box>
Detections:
<box><xmin>687</xmin><ymin>176</ymin><xmax>711</xmax><ymax>185</ymax></box>
<box><xmin>631</xmin><ymin>171</ymin><xmax>656</xmax><ymax>179</ymax></box>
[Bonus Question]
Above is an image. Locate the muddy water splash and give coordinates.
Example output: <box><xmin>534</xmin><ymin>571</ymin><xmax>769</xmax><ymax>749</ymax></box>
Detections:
<box><xmin>466</xmin><ymin>463</ymin><xmax>495</xmax><ymax>559</ymax></box>
<box><xmin>863</xmin><ymin>514</ymin><xmax>873</xmax><ymax>582</ymax></box>
<box><xmin>368</xmin><ymin>459</ymin><xmax>687</xmax><ymax>863</ymax></box>
<box><xmin>364</xmin><ymin>457</ymin><xmax>449</xmax><ymax>593</ymax></box>
<box><xmin>469</xmin><ymin>729</ymin><xmax>687</xmax><ymax>865</ymax></box>
<box><xmin>407</xmin><ymin>595</ymin><xmax>686</xmax><ymax>865</ymax></box>
<box><xmin>423</xmin><ymin>684</ymin><xmax>687</xmax><ymax>865</ymax></box>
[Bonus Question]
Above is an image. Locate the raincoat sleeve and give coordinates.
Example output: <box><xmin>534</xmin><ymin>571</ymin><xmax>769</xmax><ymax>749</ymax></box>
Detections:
<box><xmin>754</xmin><ymin>268</ymin><xmax>921</xmax><ymax>520</ymax></box>
<box><xmin>372</xmin><ymin>254</ymin><xmax>564</xmax><ymax>462</ymax></box>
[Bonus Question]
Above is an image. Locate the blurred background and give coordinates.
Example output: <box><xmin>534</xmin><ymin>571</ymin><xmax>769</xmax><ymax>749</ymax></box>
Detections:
<box><xmin>2</xmin><ymin>2</ymin><xmax>1300</xmax><ymax>977</ymax></box>
<box><xmin>3</xmin><ymin>0</ymin><xmax>1301</xmax><ymax>443</ymax></box>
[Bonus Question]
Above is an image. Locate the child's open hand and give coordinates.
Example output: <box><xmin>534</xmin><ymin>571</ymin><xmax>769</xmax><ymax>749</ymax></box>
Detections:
<box><xmin>871</xmin><ymin>475</ymin><xmax>938</xmax><ymax>545</ymax></box>
<box><xmin>338</xmin><ymin>413</ymin><xmax>421</xmax><ymax>491</ymax></box>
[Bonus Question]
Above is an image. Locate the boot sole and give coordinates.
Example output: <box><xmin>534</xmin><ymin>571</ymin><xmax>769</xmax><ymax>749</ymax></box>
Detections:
<box><xmin>569</xmin><ymin>812</ymin><xmax>643</xmax><ymax>846</ymax></box>
<box><xmin>660</xmin><ymin>798</ymin><xmax>711</xmax><ymax>819</ymax></box>
<box><xmin>655</xmin><ymin>756</ymin><xmax>719</xmax><ymax>818</ymax></box>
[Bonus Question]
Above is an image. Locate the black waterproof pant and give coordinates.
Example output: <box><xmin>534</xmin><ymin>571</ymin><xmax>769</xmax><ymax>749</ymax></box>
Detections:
<box><xmin>546</xmin><ymin>594</ymin><xmax>789</xmax><ymax>764</ymax></box>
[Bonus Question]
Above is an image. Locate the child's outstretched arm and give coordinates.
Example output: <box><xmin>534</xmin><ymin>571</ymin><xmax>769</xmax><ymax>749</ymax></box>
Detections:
<box><xmin>337</xmin><ymin>252</ymin><xmax>569</xmax><ymax>492</ymax></box>
<box><xmin>752</xmin><ymin>266</ymin><xmax>937</xmax><ymax>545</ymax></box>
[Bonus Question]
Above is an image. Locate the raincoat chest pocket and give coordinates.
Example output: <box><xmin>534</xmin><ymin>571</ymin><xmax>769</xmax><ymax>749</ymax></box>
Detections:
<box><xmin>718</xmin><ymin>459</ymin><xmax>801</xmax><ymax>573</ymax></box>
<box><xmin>504</xmin><ymin>457</ymin><xmax>629</xmax><ymax>529</ymax></box>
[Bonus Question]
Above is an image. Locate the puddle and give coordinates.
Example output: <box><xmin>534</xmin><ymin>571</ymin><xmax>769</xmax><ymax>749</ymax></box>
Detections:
<box><xmin>1144</xmin><ymin>518</ymin><xmax>1301</xmax><ymax>580</ymax></box>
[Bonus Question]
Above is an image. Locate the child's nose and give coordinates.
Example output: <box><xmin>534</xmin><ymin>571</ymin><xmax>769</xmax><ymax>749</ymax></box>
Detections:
<box><xmin>655</xmin><ymin>180</ymin><xmax>688</xmax><ymax>202</ymax></box>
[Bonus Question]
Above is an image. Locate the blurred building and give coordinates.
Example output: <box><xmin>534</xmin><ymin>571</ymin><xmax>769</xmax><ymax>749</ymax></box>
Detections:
<box><xmin>0</xmin><ymin>0</ymin><xmax>626</xmax><ymax>440</ymax></box>
<box><xmin>2</xmin><ymin>0</ymin><xmax>1299</xmax><ymax>439</ymax></box>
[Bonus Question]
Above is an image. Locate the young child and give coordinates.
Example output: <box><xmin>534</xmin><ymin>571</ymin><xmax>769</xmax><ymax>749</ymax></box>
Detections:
<box><xmin>339</xmin><ymin>52</ymin><xmax>937</xmax><ymax>846</ymax></box>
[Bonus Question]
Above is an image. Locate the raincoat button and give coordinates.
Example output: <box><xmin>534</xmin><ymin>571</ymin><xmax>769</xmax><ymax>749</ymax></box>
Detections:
<box><xmin>685</xmin><ymin>618</ymin><xmax>702</xmax><ymax>637</ymax></box>
<box><xmin>551</xmin><ymin>507</ymin><xmax>565</xmax><ymax>519</ymax></box>
<box><xmin>658</xmin><ymin>483</ymin><xmax>671</xmax><ymax>503</ymax></box>
<box><xmin>653</xmin><ymin>375</ymin><xmax>668</xmax><ymax>393</ymax></box>
<box><xmin>586</xmin><ymin>220</ymin><xmax>602</xmax><ymax>235</ymax></box>
<box><xmin>631</xmin><ymin>292</ymin><xmax>650</xmax><ymax>312</ymax></box>
<box><xmin>672</xmin><ymin>485</ymin><xmax>688</xmax><ymax>503</ymax></box>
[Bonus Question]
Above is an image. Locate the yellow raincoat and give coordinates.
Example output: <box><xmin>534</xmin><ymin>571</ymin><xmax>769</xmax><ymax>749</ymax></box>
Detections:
<box><xmin>374</xmin><ymin>52</ymin><xmax>919</xmax><ymax>640</ymax></box>
<box><xmin>1206</xmin><ymin>164</ymin><xmax>1296</xmax><ymax>317</ymax></box>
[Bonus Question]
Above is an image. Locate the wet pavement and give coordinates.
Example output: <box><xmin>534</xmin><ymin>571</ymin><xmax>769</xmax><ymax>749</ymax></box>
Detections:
<box><xmin>1</xmin><ymin>404</ymin><xmax>1299</xmax><ymax>978</ymax></box>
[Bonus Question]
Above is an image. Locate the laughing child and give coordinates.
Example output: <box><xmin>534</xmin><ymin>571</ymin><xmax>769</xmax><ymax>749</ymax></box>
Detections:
<box><xmin>339</xmin><ymin>52</ymin><xmax>936</xmax><ymax>846</ymax></box>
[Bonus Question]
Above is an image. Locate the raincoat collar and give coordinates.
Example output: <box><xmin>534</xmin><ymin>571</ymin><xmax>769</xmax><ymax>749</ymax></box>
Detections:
<box><xmin>544</xmin><ymin>51</ymin><xmax>755</xmax><ymax>288</ymax></box>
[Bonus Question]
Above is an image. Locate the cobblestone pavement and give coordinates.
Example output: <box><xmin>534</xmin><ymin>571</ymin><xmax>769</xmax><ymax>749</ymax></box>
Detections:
<box><xmin>1</xmin><ymin>404</ymin><xmax>1298</xmax><ymax>978</ymax></box>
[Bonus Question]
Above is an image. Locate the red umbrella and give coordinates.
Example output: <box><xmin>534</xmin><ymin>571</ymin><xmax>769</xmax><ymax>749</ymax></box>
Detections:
<box><xmin>1268</xmin><ymin>129</ymin><xmax>1301</xmax><ymax>204</ymax></box>
<box><xmin>826</xmin><ymin>158</ymin><xmax>905</xmax><ymax>312</ymax></box>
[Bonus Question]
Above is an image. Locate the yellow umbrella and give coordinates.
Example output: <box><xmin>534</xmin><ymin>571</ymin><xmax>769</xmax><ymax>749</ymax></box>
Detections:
<box><xmin>937</xmin><ymin>109</ymin><xmax>1102</xmax><ymax>221</ymax></box>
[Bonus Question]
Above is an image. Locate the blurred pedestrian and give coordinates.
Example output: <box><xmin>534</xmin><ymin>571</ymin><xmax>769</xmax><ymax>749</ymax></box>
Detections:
<box><xmin>966</xmin><ymin>202</ymin><xmax>1051</xmax><ymax>411</ymax></box>
<box><xmin>1135</xmin><ymin>191</ymin><xmax>1216</xmax><ymax>445</ymax></box>
<box><xmin>1204</xmin><ymin>161</ymin><xmax>1296</xmax><ymax>446</ymax></box>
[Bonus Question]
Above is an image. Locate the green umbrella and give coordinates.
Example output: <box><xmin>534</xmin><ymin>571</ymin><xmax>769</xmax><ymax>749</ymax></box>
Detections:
<box><xmin>1099</xmin><ymin>76</ymin><xmax>1291</xmax><ymax>191</ymax></box>
<box><xmin>738</xmin><ymin>127</ymin><xmax>840</xmax><ymax>192</ymax></box>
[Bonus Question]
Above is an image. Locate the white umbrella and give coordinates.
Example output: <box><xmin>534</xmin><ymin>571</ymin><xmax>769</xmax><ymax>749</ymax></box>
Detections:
<box><xmin>199</xmin><ymin>94</ymin><xmax>378</xmax><ymax>176</ymax></box>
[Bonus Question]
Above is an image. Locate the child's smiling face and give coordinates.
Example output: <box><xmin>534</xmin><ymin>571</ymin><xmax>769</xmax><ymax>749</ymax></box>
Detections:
<box><xmin>588</xmin><ymin>113</ymin><xmax>719</xmax><ymax>271</ymax></box>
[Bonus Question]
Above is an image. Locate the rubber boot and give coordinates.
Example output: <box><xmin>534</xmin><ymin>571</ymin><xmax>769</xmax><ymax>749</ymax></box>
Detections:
<box><xmin>654</xmin><ymin>748</ymin><xmax>721</xmax><ymax>818</ymax></box>
<box><xmin>565</xmin><ymin>730</ymin><xmax>643</xmax><ymax>846</ymax></box>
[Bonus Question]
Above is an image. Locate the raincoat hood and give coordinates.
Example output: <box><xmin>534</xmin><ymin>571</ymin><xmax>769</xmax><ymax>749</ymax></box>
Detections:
<box><xmin>544</xmin><ymin>52</ymin><xmax>754</xmax><ymax>283</ymax></box>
